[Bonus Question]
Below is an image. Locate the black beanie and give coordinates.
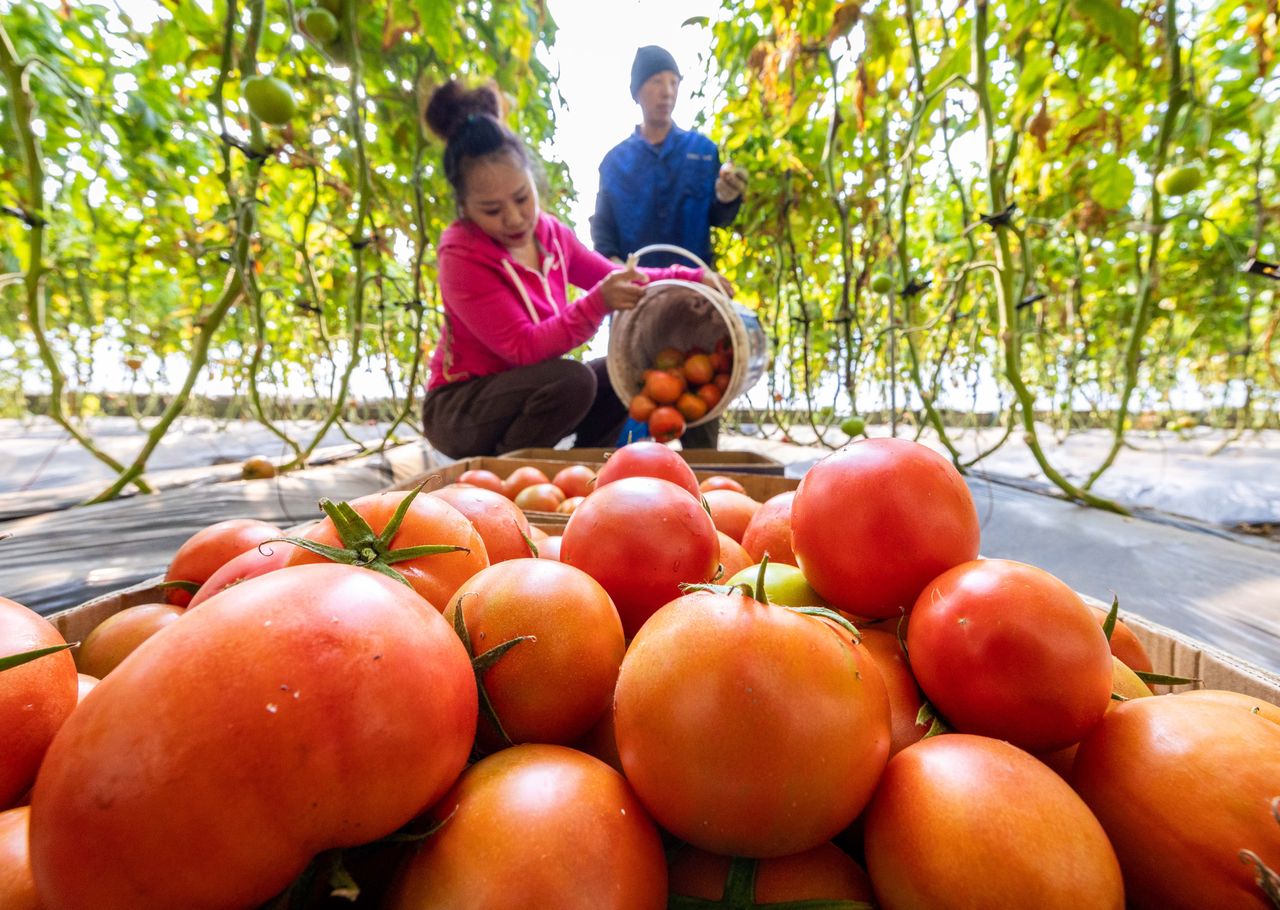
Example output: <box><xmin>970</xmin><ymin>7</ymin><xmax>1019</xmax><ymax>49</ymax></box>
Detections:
<box><xmin>630</xmin><ymin>45</ymin><xmax>681</xmax><ymax>99</ymax></box>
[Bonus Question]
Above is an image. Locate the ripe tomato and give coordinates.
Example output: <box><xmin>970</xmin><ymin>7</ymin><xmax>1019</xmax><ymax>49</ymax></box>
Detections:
<box><xmin>654</xmin><ymin>346</ymin><xmax>684</xmax><ymax>370</ymax></box>
<box><xmin>696</xmin><ymin>382</ymin><xmax>723</xmax><ymax>408</ymax></box>
<box><xmin>1174</xmin><ymin>689</ymin><xmax>1280</xmax><ymax>725</ymax></box>
<box><xmin>501</xmin><ymin>465</ymin><xmax>551</xmax><ymax>499</ymax></box>
<box><xmin>683</xmin><ymin>353</ymin><xmax>714</xmax><ymax>386</ymax></box>
<box><xmin>595</xmin><ymin>440</ymin><xmax>700</xmax><ymax>499</ymax></box>
<box><xmin>456</xmin><ymin>468</ymin><xmax>505</xmax><ymax>495</ymax></box>
<box><xmin>556</xmin><ymin>496</ymin><xmax>584</xmax><ymax>515</ymax></box>
<box><xmin>188</xmin><ymin>540</ymin><xmax>291</xmax><ymax>607</ymax></box>
<box><xmin>699</xmin><ymin>474</ymin><xmax>746</xmax><ymax>494</ymax></box>
<box><xmin>669</xmin><ymin>841</ymin><xmax>875</xmax><ymax>905</ymax></box>
<box><xmin>643</xmin><ymin>370</ymin><xmax>684</xmax><ymax>405</ymax></box>
<box><xmin>864</xmin><ymin>734</ymin><xmax>1123</xmax><ymax>909</ymax></box>
<box><xmin>629</xmin><ymin>393</ymin><xmax>658</xmax><ymax>422</ymax></box>
<box><xmin>614</xmin><ymin>588</ymin><xmax>891</xmax><ymax>857</ymax></box>
<box><xmin>75</xmin><ymin>604</ymin><xmax>184</xmax><ymax>679</ymax></box>
<box><xmin>1088</xmin><ymin>603</ymin><xmax>1154</xmax><ymax>673</ymax></box>
<box><xmin>715</xmin><ymin>531</ymin><xmax>754</xmax><ymax>580</ymax></box>
<box><xmin>561</xmin><ymin>477</ymin><xmax>718</xmax><ymax>638</ymax></box>
<box><xmin>76</xmin><ymin>673</ymin><xmax>98</xmax><ymax>704</ymax></box>
<box><xmin>385</xmin><ymin>744</ymin><xmax>667</xmax><ymax>910</ymax></box>
<box><xmin>551</xmin><ymin>464</ymin><xmax>595</xmax><ymax>499</ymax></box>
<box><xmin>857</xmin><ymin>628</ymin><xmax>928</xmax><ymax>758</ymax></box>
<box><xmin>1074</xmin><ymin>696</ymin><xmax>1280</xmax><ymax>910</ymax></box>
<box><xmin>513</xmin><ymin>482</ymin><xmax>566</xmax><ymax>512</ymax></box>
<box><xmin>0</xmin><ymin>806</ymin><xmax>39</xmax><ymax>910</ymax></box>
<box><xmin>740</xmin><ymin>490</ymin><xmax>798</xmax><ymax>565</ymax></box>
<box><xmin>792</xmin><ymin>438</ymin><xmax>979</xmax><ymax>618</ymax></box>
<box><xmin>675</xmin><ymin>391</ymin><xmax>709</xmax><ymax>422</ymax></box>
<box><xmin>0</xmin><ymin>598</ymin><xmax>77</xmax><ymax>809</ymax></box>
<box><xmin>30</xmin><ymin>564</ymin><xmax>477</xmax><ymax>910</ymax></box>
<box><xmin>164</xmin><ymin>518</ymin><xmax>283</xmax><ymax>605</ymax></box>
<box><xmin>445</xmin><ymin>559</ymin><xmax>624</xmax><ymax>749</ymax></box>
<box><xmin>286</xmin><ymin>489</ymin><xmax>489</xmax><ymax>612</ymax></box>
<box><xmin>430</xmin><ymin>484</ymin><xmax>532</xmax><ymax>564</ymax></box>
<box><xmin>648</xmin><ymin>405</ymin><xmax>685</xmax><ymax>443</ymax></box>
<box><xmin>907</xmin><ymin>559</ymin><xmax>1113</xmax><ymax>752</ymax></box>
<box><xmin>703</xmin><ymin>489</ymin><xmax>761</xmax><ymax>542</ymax></box>
<box><xmin>536</xmin><ymin>535</ymin><xmax>562</xmax><ymax>561</ymax></box>
<box><xmin>1036</xmin><ymin>655</ymin><xmax>1154</xmax><ymax>778</ymax></box>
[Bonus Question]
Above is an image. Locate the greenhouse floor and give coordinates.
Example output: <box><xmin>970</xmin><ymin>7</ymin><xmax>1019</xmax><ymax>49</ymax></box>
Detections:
<box><xmin>2</xmin><ymin>417</ymin><xmax>1277</xmax><ymax>676</ymax></box>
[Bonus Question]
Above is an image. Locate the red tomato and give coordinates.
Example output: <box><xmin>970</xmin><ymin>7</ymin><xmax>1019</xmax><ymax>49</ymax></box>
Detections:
<box><xmin>614</xmin><ymin>588</ymin><xmax>891</xmax><ymax>857</ymax></box>
<box><xmin>629</xmin><ymin>393</ymin><xmax>657</xmax><ymax>423</ymax></box>
<box><xmin>1036</xmin><ymin>655</ymin><xmax>1154</xmax><ymax>778</ymax></box>
<box><xmin>30</xmin><ymin>564</ymin><xmax>477</xmax><ymax>910</ymax></box>
<box><xmin>551</xmin><ymin>464</ymin><xmax>596</xmax><ymax>499</ymax></box>
<box><xmin>683</xmin><ymin>353</ymin><xmax>714</xmax><ymax>386</ymax></box>
<box><xmin>501</xmin><ymin>465</ymin><xmax>551</xmax><ymax>500</ymax></box>
<box><xmin>0</xmin><ymin>598</ymin><xmax>77</xmax><ymax>809</ymax></box>
<box><xmin>75</xmin><ymin>673</ymin><xmax>98</xmax><ymax>704</ymax></box>
<box><xmin>513</xmin><ymin>482</ymin><xmax>566</xmax><ymax>512</ymax></box>
<box><xmin>163</xmin><ymin>518</ymin><xmax>282</xmax><ymax>606</ymax></box>
<box><xmin>792</xmin><ymin>438</ymin><xmax>979</xmax><ymax>618</ymax></box>
<box><xmin>864</xmin><ymin>734</ymin><xmax>1124</xmax><ymax>909</ymax></box>
<box><xmin>669</xmin><ymin>841</ymin><xmax>875</xmax><ymax>904</ymax></box>
<box><xmin>74</xmin><ymin>604</ymin><xmax>184</xmax><ymax>679</ymax></box>
<box><xmin>1072</xmin><ymin>696</ymin><xmax>1280</xmax><ymax>910</ymax></box>
<box><xmin>1087</xmin><ymin>603</ymin><xmax>1154</xmax><ymax>673</ymax></box>
<box><xmin>556</xmin><ymin>495</ymin><xmax>584</xmax><ymax>515</ymax></box>
<box><xmin>703</xmin><ymin>489</ymin><xmax>761</xmax><ymax>543</ymax></box>
<box><xmin>675</xmin><ymin>391</ymin><xmax>709</xmax><ymax>422</ymax></box>
<box><xmin>385</xmin><ymin>744</ymin><xmax>667</xmax><ymax>910</ymax></box>
<box><xmin>444</xmin><ymin>559</ymin><xmax>624</xmax><ymax>749</ymax></box>
<box><xmin>643</xmin><ymin>369</ymin><xmax>685</xmax><ymax>405</ymax></box>
<box><xmin>286</xmin><ymin>489</ymin><xmax>489</xmax><ymax>612</ymax></box>
<box><xmin>858</xmin><ymin>628</ymin><xmax>928</xmax><ymax>758</ymax></box>
<box><xmin>188</xmin><ymin>540</ymin><xmax>291</xmax><ymax>607</ymax></box>
<box><xmin>648</xmin><ymin>406</ymin><xmax>686</xmax><ymax>443</ymax></box>
<box><xmin>431</xmin><ymin>484</ymin><xmax>533</xmax><ymax>564</ymax></box>
<box><xmin>699</xmin><ymin>474</ymin><xmax>746</xmax><ymax>494</ymax></box>
<box><xmin>596</xmin><ymin>440</ymin><xmax>700</xmax><ymax>499</ymax></box>
<box><xmin>536</xmin><ymin>535</ymin><xmax>562</xmax><ymax>561</ymax></box>
<box><xmin>561</xmin><ymin>477</ymin><xmax>718</xmax><ymax>638</ymax></box>
<box><xmin>456</xmin><ymin>468</ymin><xmax>505</xmax><ymax>495</ymax></box>
<box><xmin>907</xmin><ymin>559</ymin><xmax>1113</xmax><ymax>752</ymax></box>
<box><xmin>715</xmin><ymin>531</ymin><xmax>754</xmax><ymax>580</ymax></box>
<box><xmin>1175</xmin><ymin>688</ymin><xmax>1280</xmax><ymax>725</ymax></box>
<box><xmin>740</xmin><ymin>490</ymin><xmax>798</xmax><ymax>565</ymax></box>
<box><xmin>696</xmin><ymin>382</ymin><xmax>723</xmax><ymax>408</ymax></box>
<box><xmin>0</xmin><ymin>806</ymin><xmax>40</xmax><ymax>910</ymax></box>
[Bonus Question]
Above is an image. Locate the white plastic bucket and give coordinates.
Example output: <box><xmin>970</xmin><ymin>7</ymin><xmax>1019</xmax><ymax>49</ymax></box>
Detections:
<box><xmin>606</xmin><ymin>245</ymin><xmax>768</xmax><ymax>428</ymax></box>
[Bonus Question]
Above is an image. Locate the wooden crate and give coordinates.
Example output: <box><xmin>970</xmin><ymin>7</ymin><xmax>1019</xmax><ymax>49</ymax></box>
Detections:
<box><xmin>501</xmin><ymin>446</ymin><xmax>785</xmax><ymax>475</ymax></box>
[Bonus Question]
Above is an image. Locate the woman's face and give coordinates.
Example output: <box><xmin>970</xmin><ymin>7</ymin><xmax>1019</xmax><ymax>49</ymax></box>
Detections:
<box><xmin>460</xmin><ymin>154</ymin><xmax>540</xmax><ymax>250</ymax></box>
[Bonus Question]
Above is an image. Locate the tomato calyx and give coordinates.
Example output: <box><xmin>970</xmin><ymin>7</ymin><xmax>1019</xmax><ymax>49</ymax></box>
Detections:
<box><xmin>449</xmin><ymin>592</ymin><xmax>536</xmax><ymax>752</ymax></box>
<box><xmin>0</xmin><ymin>642</ymin><xmax>74</xmax><ymax>673</ymax></box>
<box><xmin>915</xmin><ymin>701</ymin><xmax>950</xmax><ymax>739</ymax></box>
<box><xmin>271</xmin><ymin>484</ymin><xmax>469</xmax><ymax>588</ymax></box>
<box><xmin>519</xmin><ymin>523</ymin><xmax>539</xmax><ymax>558</ymax></box>
<box><xmin>668</xmin><ymin>854</ymin><xmax>876</xmax><ymax>909</ymax></box>
<box><xmin>1239</xmin><ymin>797</ymin><xmax>1280</xmax><ymax>907</ymax></box>
<box><xmin>156</xmin><ymin>579</ymin><xmax>201</xmax><ymax>596</ymax></box>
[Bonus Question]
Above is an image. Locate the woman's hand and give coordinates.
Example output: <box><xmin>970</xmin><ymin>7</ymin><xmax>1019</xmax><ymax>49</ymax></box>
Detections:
<box><xmin>700</xmin><ymin>270</ymin><xmax>735</xmax><ymax>298</ymax></box>
<box><xmin>598</xmin><ymin>264</ymin><xmax>649</xmax><ymax>311</ymax></box>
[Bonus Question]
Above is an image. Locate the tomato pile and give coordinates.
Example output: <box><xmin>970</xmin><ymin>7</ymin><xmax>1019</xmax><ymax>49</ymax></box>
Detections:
<box><xmin>2</xmin><ymin>438</ymin><xmax>1279</xmax><ymax>909</ymax></box>
<box><xmin>628</xmin><ymin>339</ymin><xmax>733</xmax><ymax>443</ymax></box>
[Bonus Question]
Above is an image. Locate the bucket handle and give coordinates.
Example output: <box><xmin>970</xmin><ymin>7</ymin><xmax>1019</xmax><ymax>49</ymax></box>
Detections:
<box><xmin>627</xmin><ymin>244</ymin><xmax>732</xmax><ymax>301</ymax></box>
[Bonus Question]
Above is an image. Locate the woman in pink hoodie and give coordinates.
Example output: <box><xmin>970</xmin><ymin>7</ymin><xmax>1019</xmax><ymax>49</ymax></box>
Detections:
<box><xmin>420</xmin><ymin>81</ymin><xmax>726</xmax><ymax>458</ymax></box>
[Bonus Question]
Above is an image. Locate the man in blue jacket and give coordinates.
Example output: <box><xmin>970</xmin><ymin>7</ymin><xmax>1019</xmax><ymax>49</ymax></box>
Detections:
<box><xmin>592</xmin><ymin>45</ymin><xmax>747</xmax><ymax>448</ymax></box>
<box><xmin>591</xmin><ymin>45</ymin><xmax>747</xmax><ymax>269</ymax></box>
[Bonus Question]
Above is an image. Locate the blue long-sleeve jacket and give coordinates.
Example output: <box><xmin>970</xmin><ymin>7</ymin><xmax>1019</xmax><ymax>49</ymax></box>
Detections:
<box><xmin>590</xmin><ymin>125</ymin><xmax>742</xmax><ymax>268</ymax></box>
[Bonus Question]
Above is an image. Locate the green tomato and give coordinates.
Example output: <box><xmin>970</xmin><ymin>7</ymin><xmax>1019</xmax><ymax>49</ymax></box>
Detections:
<box><xmin>242</xmin><ymin>76</ymin><xmax>295</xmax><ymax>126</ymax></box>
<box><xmin>299</xmin><ymin>7</ymin><xmax>339</xmax><ymax>43</ymax></box>
<box><xmin>317</xmin><ymin>0</ymin><xmax>344</xmax><ymax>12</ymax></box>
<box><xmin>870</xmin><ymin>273</ymin><xmax>893</xmax><ymax>294</ymax></box>
<box><xmin>1155</xmin><ymin>165</ymin><xmax>1202</xmax><ymax>196</ymax></box>
<box><xmin>840</xmin><ymin>415</ymin><xmax>866</xmax><ymax>437</ymax></box>
<box><xmin>726</xmin><ymin>563</ymin><xmax>829</xmax><ymax>609</ymax></box>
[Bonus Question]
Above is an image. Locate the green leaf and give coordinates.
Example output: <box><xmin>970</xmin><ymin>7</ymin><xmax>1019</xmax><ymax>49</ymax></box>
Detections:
<box><xmin>1091</xmin><ymin>156</ymin><xmax>1135</xmax><ymax>210</ymax></box>
<box><xmin>1071</xmin><ymin>0</ymin><xmax>1142</xmax><ymax>66</ymax></box>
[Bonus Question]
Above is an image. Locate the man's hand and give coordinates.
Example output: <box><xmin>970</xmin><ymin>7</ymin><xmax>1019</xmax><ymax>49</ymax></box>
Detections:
<box><xmin>599</xmin><ymin>264</ymin><xmax>649</xmax><ymax>311</ymax></box>
<box><xmin>715</xmin><ymin>163</ymin><xmax>748</xmax><ymax>203</ymax></box>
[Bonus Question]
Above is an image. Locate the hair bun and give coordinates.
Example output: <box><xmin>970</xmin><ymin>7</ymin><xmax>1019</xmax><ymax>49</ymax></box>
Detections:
<box><xmin>424</xmin><ymin>80</ymin><xmax>502</xmax><ymax>140</ymax></box>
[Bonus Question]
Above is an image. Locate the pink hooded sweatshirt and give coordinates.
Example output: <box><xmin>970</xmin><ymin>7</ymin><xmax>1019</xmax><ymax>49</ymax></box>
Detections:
<box><xmin>427</xmin><ymin>212</ymin><xmax>701</xmax><ymax>390</ymax></box>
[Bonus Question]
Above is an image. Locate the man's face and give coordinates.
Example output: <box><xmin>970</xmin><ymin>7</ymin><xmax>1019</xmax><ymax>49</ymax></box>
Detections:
<box><xmin>636</xmin><ymin>70</ymin><xmax>680</xmax><ymax>124</ymax></box>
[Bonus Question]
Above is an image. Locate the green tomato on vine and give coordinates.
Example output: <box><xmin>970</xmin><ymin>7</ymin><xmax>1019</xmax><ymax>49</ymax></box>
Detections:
<box><xmin>870</xmin><ymin>273</ymin><xmax>893</xmax><ymax>294</ymax></box>
<box><xmin>1155</xmin><ymin>165</ymin><xmax>1203</xmax><ymax>196</ymax></box>
<box><xmin>299</xmin><ymin>7</ymin><xmax>340</xmax><ymax>44</ymax></box>
<box><xmin>242</xmin><ymin>76</ymin><xmax>296</xmax><ymax>126</ymax></box>
<box><xmin>840</xmin><ymin>415</ymin><xmax>866</xmax><ymax>437</ymax></box>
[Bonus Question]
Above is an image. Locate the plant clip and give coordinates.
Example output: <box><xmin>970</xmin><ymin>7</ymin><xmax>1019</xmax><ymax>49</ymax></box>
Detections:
<box><xmin>1242</xmin><ymin>258</ymin><xmax>1280</xmax><ymax>281</ymax></box>
<box><xmin>963</xmin><ymin>202</ymin><xmax>1018</xmax><ymax>235</ymax></box>
<box><xmin>350</xmin><ymin>236</ymin><xmax>372</xmax><ymax>250</ymax></box>
<box><xmin>398</xmin><ymin>298</ymin><xmax>425</xmax><ymax>309</ymax></box>
<box><xmin>219</xmin><ymin>131</ymin><xmax>272</xmax><ymax>162</ymax></box>
<box><xmin>901</xmin><ymin>277</ymin><xmax>933</xmax><ymax>298</ymax></box>
<box><xmin>293</xmin><ymin>299</ymin><xmax>321</xmax><ymax>315</ymax></box>
<box><xmin>1</xmin><ymin>204</ymin><xmax>48</xmax><ymax>228</ymax></box>
<box><xmin>1016</xmin><ymin>291</ymin><xmax>1047</xmax><ymax>310</ymax></box>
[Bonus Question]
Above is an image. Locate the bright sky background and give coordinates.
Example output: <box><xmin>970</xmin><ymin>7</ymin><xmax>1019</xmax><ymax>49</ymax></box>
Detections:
<box><xmin>542</xmin><ymin>0</ymin><xmax>721</xmax><ymax>236</ymax></box>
